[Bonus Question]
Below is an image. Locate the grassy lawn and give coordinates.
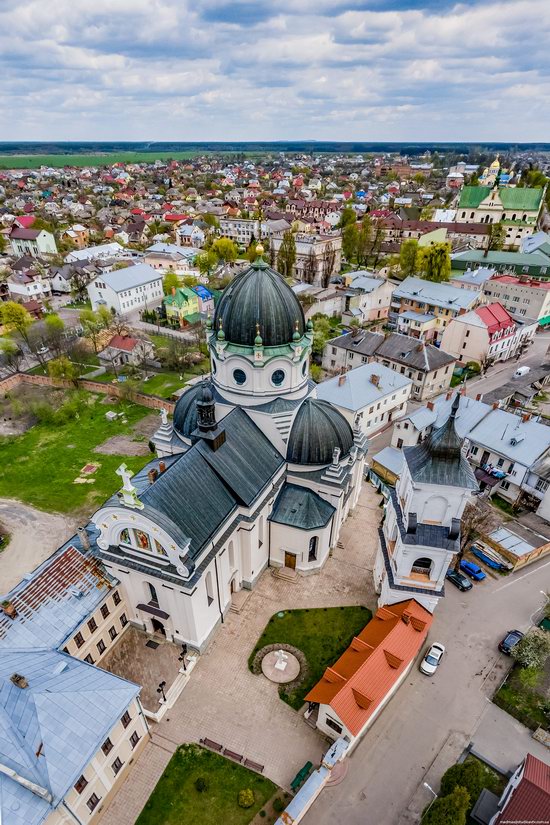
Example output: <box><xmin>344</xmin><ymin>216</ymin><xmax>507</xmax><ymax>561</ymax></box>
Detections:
<box><xmin>249</xmin><ymin>606</ymin><xmax>372</xmax><ymax>710</ymax></box>
<box><xmin>0</xmin><ymin>391</ymin><xmax>152</xmax><ymax>515</ymax></box>
<box><xmin>136</xmin><ymin>744</ymin><xmax>277</xmax><ymax>825</ymax></box>
<box><xmin>0</xmin><ymin>151</ymin><xmax>201</xmax><ymax>169</ymax></box>
<box><xmin>493</xmin><ymin>664</ymin><xmax>549</xmax><ymax>730</ymax></box>
<box><xmin>490</xmin><ymin>495</ymin><xmax>516</xmax><ymax>517</ymax></box>
<box><xmin>90</xmin><ymin>370</ymin><xmax>189</xmax><ymax>399</ymax></box>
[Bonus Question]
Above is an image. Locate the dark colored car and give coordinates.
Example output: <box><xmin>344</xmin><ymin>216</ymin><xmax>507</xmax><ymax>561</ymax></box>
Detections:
<box><xmin>498</xmin><ymin>629</ymin><xmax>524</xmax><ymax>654</ymax></box>
<box><xmin>460</xmin><ymin>560</ymin><xmax>487</xmax><ymax>581</ymax></box>
<box><xmin>446</xmin><ymin>569</ymin><xmax>473</xmax><ymax>592</ymax></box>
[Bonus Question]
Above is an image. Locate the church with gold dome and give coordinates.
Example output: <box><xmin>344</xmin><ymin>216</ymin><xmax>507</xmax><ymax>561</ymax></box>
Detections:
<box><xmin>90</xmin><ymin>250</ymin><xmax>368</xmax><ymax>651</ymax></box>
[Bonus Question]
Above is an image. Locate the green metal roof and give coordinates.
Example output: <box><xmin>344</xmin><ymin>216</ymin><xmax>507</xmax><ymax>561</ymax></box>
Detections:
<box><xmin>269</xmin><ymin>483</ymin><xmax>335</xmax><ymax>530</ymax></box>
<box><xmin>458</xmin><ymin>185</ymin><xmax>543</xmax><ymax>211</ymax></box>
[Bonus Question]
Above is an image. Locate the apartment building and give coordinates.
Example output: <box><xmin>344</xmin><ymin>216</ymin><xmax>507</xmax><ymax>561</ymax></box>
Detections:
<box><xmin>483</xmin><ymin>274</ymin><xmax>550</xmax><ymax>325</ymax></box>
<box><xmin>389</xmin><ymin>276</ymin><xmax>479</xmax><ymax>343</ymax></box>
<box><xmin>219</xmin><ymin>217</ymin><xmax>268</xmax><ymax>245</ymax></box>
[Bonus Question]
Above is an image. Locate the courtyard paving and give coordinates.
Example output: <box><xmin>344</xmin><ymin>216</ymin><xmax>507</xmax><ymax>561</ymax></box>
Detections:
<box><xmin>99</xmin><ymin>483</ymin><xmax>383</xmax><ymax>825</ymax></box>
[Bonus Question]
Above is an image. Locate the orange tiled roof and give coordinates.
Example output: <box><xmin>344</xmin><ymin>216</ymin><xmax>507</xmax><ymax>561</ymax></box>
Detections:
<box><xmin>305</xmin><ymin>600</ymin><xmax>432</xmax><ymax>736</ymax></box>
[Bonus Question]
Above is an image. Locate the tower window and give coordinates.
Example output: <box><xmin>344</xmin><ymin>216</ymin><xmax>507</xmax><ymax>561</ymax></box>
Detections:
<box><xmin>308</xmin><ymin>536</ymin><xmax>318</xmax><ymax>562</ymax></box>
<box><xmin>271</xmin><ymin>369</ymin><xmax>285</xmax><ymax>386</ymax></box>
<box><xmin>233</xmin><ymin>368</ymin><xmax>246</xmax><ymax>385</ymax></box>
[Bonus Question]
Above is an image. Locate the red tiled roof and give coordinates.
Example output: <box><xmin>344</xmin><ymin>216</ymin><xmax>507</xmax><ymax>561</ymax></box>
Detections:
<box><xmin>10</xmin><ymin>227</ymin><xmax>40</xmax><ymax>240</ymax></box>
<box><xmin>305</xmin><ymin>600</ymin><xmax>432</xmax><ymax>736</ymax></box>
<box><xmin>490</xmin><ymin>274</ymin><xmax>550</xmax><ymax>290</ymax></box>
<box><xmin>164</xmin><ymin>213</ymin><xmax>189</xmax><ymax>222</ymax></box>
<box><xmin>15</xmin><ymin>215</ymin><xmax>36</xmax><ymax>228</ymax></box>
<box><xmin>474</xmin><ymin>302</ymin><xmax>516</xmax><ymax>335</ymax></box>
<box><xmin>494</xmin><ymin>754</ymin><xmax>550</xmax><ymax>824</ymax></box>
<box><xmin>106</xmin><ymin>334</ymin><xmax>140</xmax><ymax>352</ymax></box>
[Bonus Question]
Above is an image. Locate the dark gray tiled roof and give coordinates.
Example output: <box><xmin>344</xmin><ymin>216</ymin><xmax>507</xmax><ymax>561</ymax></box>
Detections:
<box><xmin>388</xmin><ymin>488</ymin><xmax>460</xmax><ymax>552</ymax></box>
<box><xmin>269</xmin><ymin>483</ymin><xmax>335</xmax><ymax>530</ymax></box>
<box><xmin>329</xmin><ymin>330</ymin><xmax>384</xmax><ymax>357</ymax></box>
<box><xmin>375</xmin><ymin>333</ymin><xmax>455</xmax><ymax>371</ymax></box>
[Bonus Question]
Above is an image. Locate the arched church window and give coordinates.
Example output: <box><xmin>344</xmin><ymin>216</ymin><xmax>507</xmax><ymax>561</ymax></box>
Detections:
<box><xmin>154</xmin><ymin>539</ymin><xmax>168</xmax><ymax>557</ymax></box>
<box><xmin>147</xmin><ymin>582</ymin><xmax>159</xmax><ymax>605</ymax></box>
<box><xmin>411</xmin><ymin>557</ymin><xmax>432</xmax><ymax>575</ymax></box>
<box><xmin>233</xmin><ymin>368</ymin><xmax>246</xmax><ymax>385</ymax></box>
<box><xmin>228</xmin><ymin>542</ymin><xmax>235</xmax><ymax>570</ymax></box>
<box><xmin>271</xmin><ymin>369</ymin><xmax>285</xmax><ymax>386</ymax></box>
<box><xmin>308</xmin><ymin>536</ymin><xmax>318</xmax><ymax>562</ymax></box>
<box><xmin>135</xmin><ymin>530</ymin><xmax>151</xmax><ymax>551</ymax></box>
<box><xmin>206</xmin><ymin>571</ymin><xmax>214</xmax><ymax>606</ymax></box>
<box><xmin>120</xmin><ymin>528</ymin><xmax>130</xmax><ymax>545</ymax></box>
<box><xmin>212</xmin><ymin>360</ymin><xmax>217</xmax><ymax>374</ymax></box>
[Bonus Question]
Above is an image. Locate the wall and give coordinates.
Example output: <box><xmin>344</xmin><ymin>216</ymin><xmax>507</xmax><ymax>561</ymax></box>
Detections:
<box><xmin>269</xmin><ymin>521</ymin><xmax>332</xmax><ymax>572</ymax></box>
<box><xmin>63</xmin><ymin>586</ymin><xmax>131</xmax><ymax>666</ymax></box>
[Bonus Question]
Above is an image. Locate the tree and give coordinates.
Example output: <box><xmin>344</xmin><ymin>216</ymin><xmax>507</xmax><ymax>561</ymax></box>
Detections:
<box><xmin>0</xmin><ymin>301</ymin><xmax>33</xmax><ymax>349</ymax></box>
<box><xmin>97</xmin><ymin>305</ymin><xmax>112</xmax><ymax>328</ymax></box>
<box><xmin>277</xmin><ymin>230</ymin><xmax>296</xmax><ymax>279</ymax></box>
<box><xmin>70</xmin><ymin>268</ymin><xmax>91</xmax><ymax>303</ymax></box>
<box><xmin>400</xmin><ymin>239</ymin><xmax>419</xmax><ymax>278</ymax></box>
<box><xmin>197</xmin><ymin>249</ymin><xmax>218</xmax><ymax>278</ymax></box>
<box><xmin>342</xmin><ymin>223</ymin><xmax>358</xmax><ymax>263</ymax></box>
<box><xmin>302</xmin><ymin>248</ymin><xmax>317</xmax><ymax>285</ymax></box>
<box><xmin>202</xmin><ymin>213</ymin><xmax>220</xmax><ymax>228</ymax></box>
<box><xmin>440</xmin><ymin>760</ymin><xmax>486</xmax><ymax>810</ymax></box>
<box><xmin>512</xmin><ymin>628</ymin><xmax>550</xmax><ymax>670</ymax></box>
<box><xmin>311</xmin><ymin>314</ymin><xmax>333</xmax><ymax>355</ymax></box>
<box><xmin>418</xmin><ymin>242</ymin><xmax>451</xmax><ymax>282</ymax></box>
<box><xmin>0</xmin><ymin>338</ymin><xmax>25</xmax><ymax>374</ymax></box>
<box><xmin>422</xmin><ymin>786</ymin><xmax>470</xmax><ymax>825</ymax></box>
<box><xmin>355</xmin><ymin>216</ymin><xmax>372</xmax><ymax>267</ymax></box>
<box><xmin>337</xmin><ymin>206</ymin><xmax>357</xmax><ymax>228</ymax></box>
<box><xmin>163</xmin><ymin>271</ymin><xmax>180</xmax><ymax>295</ymax></box>
<box><xmin>321</xmin><ymin>242</ymin><xmax>337</xmax><ymax>288</ymax></box>
<box><xmin>182</xmin><ymin>274</ymin><xmax>199</xmax><ymax>288</ymax></box>
<box><xmin>0</xmin><ymin>233</ymin><xmax>6</xmax><ymax>254</ymax></box>
<box><xmin>44</xmin><ymin>313</ymin><xmax>66</xmax><ymax>356</ymax></box>
<box><xmin>486</xmin><ymin>222</ymin><xmax>505</xmax><ymax>255</ymax></box>
<box><xmin>47</xmin><ymin>356</ymin><xmax>80</xmax><ymax>388</ymax></box>
<box><xmin>211</xmin><ymin>237</ymin><xmax>237</xmax><ymax>263</ymax></box>
<box><xmin>455</xmin><ymin>501</ymin><xmax>496</xmax><ymax>572</ymax></box>
<box><xmin>80</xmin><ymin>309</ymin><xmax>107</xmax><ymax>354</ymax></box>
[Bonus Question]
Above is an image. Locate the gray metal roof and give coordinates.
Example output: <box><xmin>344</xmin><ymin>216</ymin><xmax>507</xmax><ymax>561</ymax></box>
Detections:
<box><xmin>375</xmin><ymin>333</ymin><xmax>455</xmax><ymax>371</ymax></box>
<box><xmin>392</xmin><ymin>276</ymin><xmax>479</xmax><ymax>311</ymax></box>
<box><xmin>269</xmin><ymin>483</ymin><xmax>335</xmax><ymax>530</ymax></box>
<box><xmin>100</xmin><ymin>262</ymin><xmax>161</xmax><ymax>292</ymax></box>
<box><xmin>467</xmin><ymin>408</ymin><xmax>550</xmax><ymax>466</ymax></box>
<box><xmin>328</xmin><ymin>330</ymin><xmax>384</xmax><ymax>357</ymax></box>
<box><xmin>287</xmin><ymin>398</ymin><xmax>353</xmax><ymax>465</ymax></box>
<box><xmin>316</xmin><ymin>362</ymin><xmax>411</xmax><ymax>411</ymax></box>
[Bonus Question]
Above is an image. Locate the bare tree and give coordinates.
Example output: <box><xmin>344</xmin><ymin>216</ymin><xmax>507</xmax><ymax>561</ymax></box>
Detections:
<box><xmin>302</xmin><ymin>247</ymin><xmax>317</xmax><ymax>285</ymax></box>
<box><xmin>455</xmin><ymin>500</ymin><xmax>497</xmax><ymax>572</ymax></box>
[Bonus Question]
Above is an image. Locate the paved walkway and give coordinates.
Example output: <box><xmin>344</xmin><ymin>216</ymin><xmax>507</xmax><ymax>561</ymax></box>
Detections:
<box><xmin>99</xmin><ymin>484</ymin><xmax>382</xmax><ymax>825</ymax></box>
<box><xmin>471</xmin><ymin>702</ymin><xmax>550</xmax><ymax>774</ymax></box>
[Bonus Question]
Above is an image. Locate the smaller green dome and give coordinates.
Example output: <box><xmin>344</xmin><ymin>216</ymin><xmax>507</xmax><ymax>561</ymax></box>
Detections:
<box><xmin>206</xmin><ymin>315</ymin><xmax>213</xmax><ymax>330</ymax></box>
<box><xmin>292</xmin><ymin>321</ymin><xmax>301</xmax><ymax>342</ymax></box>
<box><xmin>307</xmin><ymin>319</ymin><xmax>314</xmax><ymax>332</ymax></box>
<box><xmin>217</xmin><ymin>319</ymin><xmax>225</xmax><ymax>341</ymax></box>
<box><xmin>254</xmin><ymin>323</ymin><xmax>263</xmax><ymax>347</ymax></box>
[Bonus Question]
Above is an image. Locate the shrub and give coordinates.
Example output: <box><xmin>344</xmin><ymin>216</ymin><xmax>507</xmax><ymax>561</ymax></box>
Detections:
<box><xmin>423</xmin><ymin>786</ymin><xmax>470</xmax><ymax>825</ymax></box>
<box><xmin>194</xmin><ymin>777</ymin><xmax>207</xmax><ymax>793</ymax></box>
<box><xmin>237</xmin><ymin>789</ymin><xmax>255</xmax><ymax>808</ymax></box>
<box><xmin>273</xmin><ymin>797</ymin><xmax>285</xmax><ymax>813</ymax></box>
<box><xmin>259</xmin><ymin>811</ymin><xmax>266</xmax><ymax>818</ymax></box>
<box><xmin>440</xmin><ymin>760</ymin><xmax>485</xmax><ymax>810</ymax></box>
<box><xmin>512</xmin><ymin>628</ymin><xmax>550</xmax><ymax>670</ymax></box>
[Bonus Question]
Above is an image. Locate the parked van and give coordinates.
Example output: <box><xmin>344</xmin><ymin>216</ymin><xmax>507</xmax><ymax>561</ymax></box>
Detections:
<box><xmin>514</xmin><ymin>366</ymin><xmax>531</xmax><ymax>378</ymax></box>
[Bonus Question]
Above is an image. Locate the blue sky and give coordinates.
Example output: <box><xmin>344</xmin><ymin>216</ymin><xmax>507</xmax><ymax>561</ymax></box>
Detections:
<box><xmin>0</xmin><ymin>0</ymin><xmax>547</xmax><ymax>141</ymax></box>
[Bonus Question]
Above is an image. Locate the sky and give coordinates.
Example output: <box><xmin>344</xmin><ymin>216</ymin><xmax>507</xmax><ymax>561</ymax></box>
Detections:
<box><xmin>0</xmin><ymin>0</ymin><xmax>548</xmax><ymax>142</ymax></box>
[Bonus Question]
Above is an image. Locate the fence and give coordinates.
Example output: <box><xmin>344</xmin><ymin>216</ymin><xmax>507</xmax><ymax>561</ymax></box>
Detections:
<box><xmin>0</xmin><ymin>372</ymin><xmax>175</xmax><ymax>414</ymax></box>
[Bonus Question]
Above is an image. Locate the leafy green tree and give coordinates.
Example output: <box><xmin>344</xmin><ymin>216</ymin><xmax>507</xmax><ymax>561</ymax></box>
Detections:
<box><xmin>342</xmin><ymin>223</ymin><xmax>358</xmax><ymax>262</ymax></box>
<box><xmin>355</xmin><ymin>216</ymin><xmax>372</xmax><ymax>267</ymax></box>
<box><xmin>0</xmin><ymin>233</ymin><xmax>6</xmax><ymax>253</ymax></box>
<box><xmin>418</xmin><ymin>242</ymin><xmax>451</xmax><ymax>282</ymax></box>
<box><xmin>338</xmin><ymin>206</ymin><xmax>357</xmax><ymax>228</ymax></box>
<box><xmin>277</xmin><ymin>230</ymin><xmax>296</xmax><ymax>279</ymax></box>
<box><xmin>44</xmin><ymin>313</ymin><xmax>65</xmax><ymax>356</ymax></box>
<box><xmin>486</xmin><ymin>222</ymin><xmax>505</xmax><ymax>254</ymax></box>
<box><xmin>422</xmin><ymin>786</ymin><xmax>470</xmax><ymax>825</ymax></box>
<box><xmin>47</xmin><ymin>356</ymin><xmax>80</xmax><ymax>387</ymax></box>
<box><xmin>454</xmin><ymin>501</ymin><xmax>496</xmax><ymax>572</ymax></box>
<box><xmin>163</xmin><ymin>271</ymin><xmax>180</xmax><ymax>295</ymax></box>
<box><xmin>400</xmin><ymin>239</ymin><xmax>419</xmax><ymax>277</ymax></box>
<box><xmin>311</xmin><ymin>314</ymin><xmax>334</xmax><ymax>355</ymax></box>
<box><xmin>0</xmin><ymin>301</ymin><xmax>33</xmax><ymax>349</ymax></box>
<box><xmin>80</xmin><ymin>309</ymin><xmax>107</xmax><ymax>353</ymax></box>
<box><xmin>512</xmin><ymin>628</ymin><xmax>550</xmax><ymax>670</ymax></box>
<box><xmin>440</xmin><ymin>761</ymin><xmax>486</xmax><ymax>810</ymax></box>
<box><xmin>211</xmin><ymin>237</ymin><xmax>238</xmax><ymax>263</ymax></box>
<box><xmin>197</xmin><ymin>250</ymin><xmax>218</xmax><ymax>278</ymax></box>
<box><xmin>0</xmin><ymin>338</ymin><xmax>25</xmax><ymax>374</ymax></box>
<box><xmin>182</xmin><ymin>275</ymin><xmax>199</xmax><ymax>288</ymax></box>
<box><xmin>202</xmin><ymin>213</ymin><xmax>220</xmax><ymax>228</ymax></box>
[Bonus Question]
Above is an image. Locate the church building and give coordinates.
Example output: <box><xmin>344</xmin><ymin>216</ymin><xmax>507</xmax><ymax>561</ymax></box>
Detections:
<box><xmin>91</xmin><ymin>250</ymin><xmax>368</xmax><ymax>652</ymax></box>
<box><xmin>374</xmin><ymin>395</ymin><xmax>478</xmax><ymax>613</ymax></box>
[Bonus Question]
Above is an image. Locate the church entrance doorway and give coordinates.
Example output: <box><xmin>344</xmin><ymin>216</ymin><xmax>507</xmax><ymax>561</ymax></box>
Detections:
<box><xmin>284</xmin><ymin>551</ymin><xmax>296</xmax><ymax>570</ymax></box>
<box><xmin>151</xmin><ymin>618</ymin><xmax>166</xmax><ymax>637</ymax></box>
<box><xmin>230</xmin><ymin>576</ymin><xmax>237</xmax><ymax>594</ymax></box>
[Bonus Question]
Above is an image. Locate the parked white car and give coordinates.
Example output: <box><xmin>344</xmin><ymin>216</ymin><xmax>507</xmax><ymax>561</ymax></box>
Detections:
<box><xmin>419</xmin><ymin>642</ymin><xmax>445</xmax><ymax>675</ymax></box>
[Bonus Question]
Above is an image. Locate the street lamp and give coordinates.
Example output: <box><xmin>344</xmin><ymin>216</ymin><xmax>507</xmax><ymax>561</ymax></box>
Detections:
<box><xmin>422</xmin><ymin>782</ymin><xmax>438</xmax><ymax>820</ymax></box>
<box><xmin>157</xmin><ymin>680</ymin><xmax>167</xmax><ymax>702</ymax></box>
<box><xmin>178</xmin><ymin>643</ymin><xmax>188</xmax><ymax>672</ymax></box>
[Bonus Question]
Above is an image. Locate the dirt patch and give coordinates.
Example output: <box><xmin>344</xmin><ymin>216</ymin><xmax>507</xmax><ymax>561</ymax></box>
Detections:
<box><xmin>0</xmin><ymin>384</ymin><xmax>68</xmax><ymax>436</ymax></box>
<box><xmin>132</xmin><ymin>412</ymin><xmax>161</xmax><ymax>438</ymax></box>
<box><xmin>94</xmin><ymin>435</ymin><xmax>150</xmax><ymax>456</ymax></box>
<box><xmin>0</xmin><ymin>498</ymin><xmax>79</xmax><ymax>591</ymax></box>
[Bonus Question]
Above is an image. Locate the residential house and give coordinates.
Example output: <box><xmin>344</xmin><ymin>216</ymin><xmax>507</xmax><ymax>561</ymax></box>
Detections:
<box><xmin>270</xmin><ymin>231</ymin><xmax>342</xmax><ymax>286</ymax></box>
<box><xmin>87</xmin><ymin>263</ymin><xmax>163</xmax><ymax>315</ymax></box>
<box><xmin>9</xmin><ymin>227</ymin><xmax>58</xmax><ymax>257</ymax></box>
<box><xmin>219</xmin><ymin>218</ymin><xmax>268</xmax><ymax>245</ymax></box>
<box><xmin>380</xmin><ymin>216</ymin><xmax>490</xmax><ymax>251</ymax></box>
<box><xmin>176</xmin><ymin>225</ymin><xmax>205</xmax><ymax>248</ymax></box>
<box><xmin>389</xmin><ymin>276</ymin><xmax>479</xmax><ymax>343</ymax></box>
<box><xmin>374</xmin><ymin>333</ymin><xmax>455</xmax><ymax>400</ymax></box>
<box><xmin>66</xmin><ymin>242</ymin><xmax>129</xmax><ymax>264</ymax></box>
<box><xmin>144</xmin><ymin>243</ymin><xmax>197</xmax><ymax>275</ymax></box>
<box><xmin>163</xmin><ymin>286</ymin><xmax>201</xmax><ymax>326</ymax></box>
<box><xmin>451</xmin><ymin>267</ymin><xmax>496</xmax><ymax>291</ymax></box>
<box><xmin>0</xmin><ymin>540</ymin><xmax>149</xmax><ymax>825</ymax></box>
<box><xmin>488</xmin><ymin>754</ymin><xmax>550</xmax><ymax>825</ymax></box>
<box><xmin>304</xmin><ymin>600</ymin><xmax>432</xmax><ymax>751</ymax></box>
<box><xmin>316</xmin><ymin>362</ymin><xmax>412</xmax><ymax>435</ymax></box>
<box><xmin>483</xmin><ymin>274</ymin><xmax>550</xmax><ymax>326</ymax></box>
<box><xmin>7</xmin><ymin>267</ymin><xmax>52</xmax><ymax>302</ymax></box>
<box><xmin>440</xmin><ymin>302</ymin><xmax>537</xmax><ymax>364</ymax></box>
<box><xmin>342</xmin><ymin>273</ymin><xmax>394</xmax><ymax>323</ymax></box>
<box><xmin>322</xmin><ymin>329</ymin><xmax>385</xmax><ymax>374</ymax></box>
<box><xmin>292</xmin><ymin>284</ymin><xmax>345</xmax><ymax>320</ymax></box>
<box><xmin>61</xmin><ymin>224</ymin><xmax>90</xmax><ymax>249</ymax></box>
<box><xmin>191</xmin><ymin>284</ymin><xmax>215</xmax><ymax>315</ymax></box>
<box><xmin>98</xmin><ymin>334</ymin><xmax>154</xmax><ymax>368</ymax></box>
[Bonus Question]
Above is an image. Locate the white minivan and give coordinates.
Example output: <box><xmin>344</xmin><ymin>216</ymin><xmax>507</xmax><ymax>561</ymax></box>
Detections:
<box><xmin>514</xmin><ymin>366</ymin><xmax>531</xmax><ymax>378</ymax></box>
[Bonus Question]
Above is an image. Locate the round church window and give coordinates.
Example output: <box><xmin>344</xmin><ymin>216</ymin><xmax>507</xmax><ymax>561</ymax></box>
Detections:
<box><xmin>271</xmin><ymin>369</ymin><xmax>285</xmax><ymax>386</ymax></box>
<box><xmin>233</xmin><ymin>368</ymin><xmax>247</xmax><ymax>385</ymax></box>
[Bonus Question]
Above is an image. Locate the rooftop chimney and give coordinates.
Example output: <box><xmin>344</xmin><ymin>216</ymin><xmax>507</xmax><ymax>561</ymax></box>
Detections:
<box><xmin>77</xmin><ymin>526</ymin><xmax>90</xmax><ymax>552</ymax></box>
<box><xmin>370</xmin><ymin>374</ymin><xmax>380</xmax><ymax>387</ymax></box>
<box><xmin>427</xmin><ymin>401</ymin><xmax>434</xmax><ymax>411</ymax></box>
<box><xmin>522</xmin><ymin>413</ymin><xmax>531</xmax><ymax>422</ymax></box>
<box><xmin>2</xmin><ymin>601</ymin><xmax>17</xmax><ymax>619</ymax></box>
<box><xmin>148</xmin><ymin>468</ymin><xmax>159</xmax><ymax>484</ymax></box>
<box><xmin>338</xmin><ymin>374</ymin><xmax>346</xmax><ymax>386</ymax></box>
<box><xmin>158</xmin><ymin>460</ymin><xmax>166</xmax><ymax>473</ymax></box>
<box><xmin>10</xmin><ymin>673</ymin><xmax>28</xmax><ymax>689</ymax></box>
<box><xmin>446</xmin><ymin>391</ymin><xmax>452</xmax><ymax>400</ymax></box>
<box><xmin>476</xmin><ymin>393</ymin><xmax>482</xmax><ymax>401</ymax></box>
<box><xmin>492</xmin><ymin>402</ymin><xmax>499</xmax><ymax>410</ymax></box>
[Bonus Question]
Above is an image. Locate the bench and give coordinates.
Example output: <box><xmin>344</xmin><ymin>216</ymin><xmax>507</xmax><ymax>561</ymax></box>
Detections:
<box><xmin>290</xmin><ymin>761</ymin><xmax>313</xmax><ymax>792</ymax></box>
<box><xmin>223</xmin><ymin>748</ymin><xmax>243</xmax><ymax>763</ymax></box>
<box><xmin>200</xmin><ymin>738</ymin><xmax>223</xmax><ymax>753</ymax></box>
<box><xmin>244</xmin><ymin>758</ymin><xmax>265</xmax><ymax>773</ymax></box>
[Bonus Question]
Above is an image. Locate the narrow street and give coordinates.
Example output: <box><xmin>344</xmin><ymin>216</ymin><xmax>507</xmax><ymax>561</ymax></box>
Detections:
<box><xmin>304</xmin><ymin>553</ymin><xmax>550</xmax><ymax>825</ymax></box>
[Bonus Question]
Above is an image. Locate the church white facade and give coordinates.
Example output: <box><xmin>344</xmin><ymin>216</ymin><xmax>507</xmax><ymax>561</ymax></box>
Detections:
<box><xmin>374</xmin><ymin>395</ymin><xmax>478</xmax><ymax>613</ymax></box>
<box><xmin>91</xmin><ymin>251</ymin><xmax>368</xmax><ymax>652</ymax></box>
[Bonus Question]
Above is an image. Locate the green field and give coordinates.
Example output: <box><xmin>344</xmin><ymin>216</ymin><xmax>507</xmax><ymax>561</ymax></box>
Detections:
<box><xmin>0</xmin><ymin>151</ymin><xmax>202</xmax><ymax>169</ymax></box>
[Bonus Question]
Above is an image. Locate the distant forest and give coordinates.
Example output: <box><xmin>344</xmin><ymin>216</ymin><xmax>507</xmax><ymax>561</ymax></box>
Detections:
<box><xmin>1</xmin><ymin>141</ymin><xmax>549</xmax><ymax>157</ymax></box>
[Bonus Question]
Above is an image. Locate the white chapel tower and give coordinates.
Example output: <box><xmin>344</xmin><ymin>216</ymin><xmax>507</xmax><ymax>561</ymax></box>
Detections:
<box><xmin>374</xmin><ymin>395</ymin><xmax>478</xmax><ymax>613</ymax></box>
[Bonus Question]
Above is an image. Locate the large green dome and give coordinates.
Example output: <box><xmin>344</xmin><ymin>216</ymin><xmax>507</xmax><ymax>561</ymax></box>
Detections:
<box><xmin>213</xmin><ymin>258</ymin><xmax>305</xmax><ymax>347</ymax></box>
<box><xmin>286</xmin><ymin>398</ymin><xmax>354</xmax><ymax>465</ymax></box>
